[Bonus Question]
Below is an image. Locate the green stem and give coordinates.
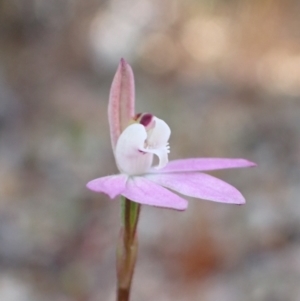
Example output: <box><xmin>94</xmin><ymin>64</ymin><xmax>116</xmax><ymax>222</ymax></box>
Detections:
<box><xmin>116</xmin><ymin>197</ymin><xmax>141</xmax><ymax>301</ymax></box>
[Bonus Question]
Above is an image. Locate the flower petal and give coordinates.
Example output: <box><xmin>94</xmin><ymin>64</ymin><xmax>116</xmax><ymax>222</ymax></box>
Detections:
<box><xmin>145</xmin><ymin>172</ymin><xmax>245</xmax><ymax>204</ymax></box>
<box><xmin>115</xmin><ymin>124</ymin><xmax>153</xmax><ymax>175</ymax></box>
<box><xmin>147</xmin><ymin>117</ymin><xmax>171</xmax><ymax>148</ymax></box>
<box><xmin>86</xmin><ymin>174</ymin><xmax>128</xmax><ymax>199</ymax></box>
<box><xmin>149</xmin><ymin>158</ymin><xmax>256</xmax><ymax>173</ymax></box>
<box><xmin>140</xmin><ymin>117</ymin><xmax>171</xmax><ymax>169</ymax></box>
<box><xmin>142</xmin><ymin>147</ymin><xmax>169</xmax><ymax>170</ymax></box>
<box><xmin>122</xmin><ymin>176</ymin><xmax>188</xmax><ymax>210</ymax></box>
<box><xmin>108</xmin><ymin>58</ymin><xmax>135</xmax><ymax>150</ymax></box>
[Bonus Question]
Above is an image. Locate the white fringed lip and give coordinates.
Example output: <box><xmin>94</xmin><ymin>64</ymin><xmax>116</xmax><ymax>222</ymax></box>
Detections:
<box><xmin>115</xmin><ymin>115</ymin><xmax>171</xmax><ymax>175</ymax></box>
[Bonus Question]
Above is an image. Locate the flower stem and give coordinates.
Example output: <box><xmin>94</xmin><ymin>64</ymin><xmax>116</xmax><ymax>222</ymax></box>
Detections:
<box><xmin>116</xmin><ymin>197</ymin><xmax>141</xmax><ymax>301</ymax></box>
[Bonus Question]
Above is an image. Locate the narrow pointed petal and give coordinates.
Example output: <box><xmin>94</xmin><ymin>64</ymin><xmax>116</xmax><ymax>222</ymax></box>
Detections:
<box><xmin>122</xmin><ymin>177</ymin><xmax>188</xmax><ymax>210</ymax></box>
<box><xmin>108</xmin><ymin>59</ymin><xmax>135</xmax><ymax>149</ymax></box>
<box><xmin>145</xmin><ymin>172</ymin><xmax>246</xmax><ymax>204</ymax></box>
<box><xmin>149</xmin><ymin>158</ymin><xmax>256</xmax><ymax>173</ymax></box>
<box><xmin>86</xmin><ymin>174</ymin><xmax>128</xmax><ymax>199</ymax></box>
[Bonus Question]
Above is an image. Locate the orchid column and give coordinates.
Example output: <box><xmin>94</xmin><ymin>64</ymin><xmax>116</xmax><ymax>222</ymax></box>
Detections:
<box><xmin>86</xmin><ymin>59</ymin><xmax>256</xmax><ymax>301</ymax></box>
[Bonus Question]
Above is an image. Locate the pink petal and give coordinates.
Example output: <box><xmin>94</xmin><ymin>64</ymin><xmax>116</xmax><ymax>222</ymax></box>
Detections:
<box><xmin>149</xmin><ymin>158</ymin><xmax>256</xmax><ymax>173</ymax></box>
<box><xmin>122</xmin><ymin>177</ymin><xmax>188</xmax><ymax>210</ymax></box>
<box><xmin>108</xmin><ymin>58</ymin><xmax>135</xmax><ymax>149</ymax></box>
<box><xmin>145</xmin><ymin>172</ymin><xmax>246</xmax><ymax>204</ymax></box>
<box><xmin>86</xmin><ymin>174</ymin><xmax>128</xmax><ymax>199</ymax></box>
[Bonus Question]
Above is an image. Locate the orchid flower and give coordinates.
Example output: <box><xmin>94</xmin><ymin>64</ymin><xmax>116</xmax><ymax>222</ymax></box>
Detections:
<box><xmin>87</xmin><ymin>59</ymin><xmax>255</xmax><ymax>211</ymax></box>
<box><xmin>86</xmin><ymin>59</ymin><xmax>255</xmax><ymax>301</ymax></box>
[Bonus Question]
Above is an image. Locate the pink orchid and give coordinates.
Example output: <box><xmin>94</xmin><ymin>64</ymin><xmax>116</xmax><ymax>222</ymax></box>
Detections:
<box><xmin>87</xmin><ymin>59</ymin><xmax>255</xmax><ymax>211</ymax></box>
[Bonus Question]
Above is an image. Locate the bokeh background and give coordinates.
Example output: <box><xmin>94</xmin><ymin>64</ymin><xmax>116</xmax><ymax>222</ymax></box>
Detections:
<box><xmin>1</xmin><ymin>0</ymin><xmax>300</xmax><ymax>300</ymax></box>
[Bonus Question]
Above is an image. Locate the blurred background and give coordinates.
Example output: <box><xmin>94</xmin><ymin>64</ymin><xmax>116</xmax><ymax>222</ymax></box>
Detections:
<box><xmin>0</xmin><ymin>0</ymin><xmax>300</xmax><ymax>300</ymax></box>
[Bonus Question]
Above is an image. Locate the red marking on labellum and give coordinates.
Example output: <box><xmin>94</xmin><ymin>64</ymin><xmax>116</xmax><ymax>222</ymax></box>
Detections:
<box><xmin>140</xmin><ymin>113</ymin><xmax>153</xmax><ymax>127</ymax></box>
